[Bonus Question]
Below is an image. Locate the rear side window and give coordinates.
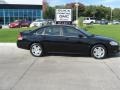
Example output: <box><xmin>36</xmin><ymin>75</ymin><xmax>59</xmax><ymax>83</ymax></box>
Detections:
<box><xmin>35</xmin><ymin>28</ymin><xmax>44</xmax><ymax>35</ymax></box>
<box><xmin>44</xmin><ymin>26</ymin><xmax>61</xmax><ymax>36</ymax></box>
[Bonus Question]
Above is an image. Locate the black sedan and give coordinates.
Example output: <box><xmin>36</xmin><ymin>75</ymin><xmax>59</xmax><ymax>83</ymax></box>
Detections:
<box><xmin>17</xmin><ymin>25</ymin><xmax>119</xmax><ymax>59</ymax></box>
<box><xmin>0</xmin><ymin>25</ymin><xmax>2</xmax><ymax>29</ymax></box>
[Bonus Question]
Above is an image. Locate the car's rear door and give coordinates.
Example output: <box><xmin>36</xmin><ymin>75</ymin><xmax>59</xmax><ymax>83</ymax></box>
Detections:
<box><xmin>42</xmin><ymin>26</ymin><xmax>65</xmax><ymax>52</ymax></box>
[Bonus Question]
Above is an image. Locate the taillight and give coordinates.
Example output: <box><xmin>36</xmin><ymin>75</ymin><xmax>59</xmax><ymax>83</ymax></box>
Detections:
<box><xmin>18</xmin><ymin>33</ymin><xmax>23</xmax><ymax>40</ymax></box>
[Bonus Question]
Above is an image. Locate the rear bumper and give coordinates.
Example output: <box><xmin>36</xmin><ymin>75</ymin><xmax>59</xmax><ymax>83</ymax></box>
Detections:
<box><xmin>17</xmin><ymin>40</ymin><xmax>31</xmax><ymax>50</ymax></box>
<box><xmin>21</xmin><ymin>24</ymin><xmax>30</xmax><ymax>27</ymax></box>
<box><xmin>9</xmin><ymin>25</ymin><xmax>19</xmax><ymax>28</ymax></box>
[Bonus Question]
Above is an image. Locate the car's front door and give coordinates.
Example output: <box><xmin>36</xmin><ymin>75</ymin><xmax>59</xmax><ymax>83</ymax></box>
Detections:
<box><xmin>61</xmin><ymin>26</ymin><xmax>90</xmax><ymax>54</ymax></box>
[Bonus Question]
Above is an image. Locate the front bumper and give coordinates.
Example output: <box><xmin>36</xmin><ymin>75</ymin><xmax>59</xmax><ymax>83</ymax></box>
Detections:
<box><xmin>119</xmin><ymin>46</ymin><xmax>120</xmax><ymax>52</ymax></box>
<box><xmin>108</xmin><ymin>45</ymin><xmax>120</xmax><ymax>55</ymax></box>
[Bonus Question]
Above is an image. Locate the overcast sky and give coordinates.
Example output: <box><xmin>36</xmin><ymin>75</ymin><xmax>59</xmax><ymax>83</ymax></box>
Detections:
<box><xmin>4</xmin><ymin>0</ymin><xmax>42</xmax><ymax>5</ymax></box>
<box><xmin>3</xmin><ymin>0</ymin><xmax>120</xmax><ymax>8</ymax></box>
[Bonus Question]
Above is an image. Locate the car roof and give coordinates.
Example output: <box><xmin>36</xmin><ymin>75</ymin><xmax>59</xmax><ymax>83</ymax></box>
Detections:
<box><xmin>41</xmin><ymin>24</ymin><xmax>76</xmax><ymax>28</ymax></box>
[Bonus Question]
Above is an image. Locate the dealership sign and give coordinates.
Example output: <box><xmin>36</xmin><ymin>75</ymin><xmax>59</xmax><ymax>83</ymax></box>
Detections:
<box><xmin>56</xmin><ymin>9</ymin><xmax>72</xmax><ymax>22</ymax></box>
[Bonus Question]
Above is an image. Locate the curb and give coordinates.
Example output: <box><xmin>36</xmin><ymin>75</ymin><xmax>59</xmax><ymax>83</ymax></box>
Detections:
<box><xmin>0</xmin><ymin>43</ymin><xmax>16</xmax><ymax>46</ymax></box>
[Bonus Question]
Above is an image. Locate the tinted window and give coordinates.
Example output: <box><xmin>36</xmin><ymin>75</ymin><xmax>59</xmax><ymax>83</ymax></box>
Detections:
<box><xmin>90</xmin><ymin>17</ymin><xmax>94</xmax><ymax>20</ymax></box>
<box><xmin>63</xmin><ymin>27</ymin><xmax>81</xmax><ymax>37</ymax></box>
<box><xmin>87</xmin><ymin>18</ymin><xmax>89</xmax><ymax>20</ymax></box>
<box><xmin>36</xmin><ymin>28</ymin><xmax>44</xmax><ymax>35</ymax></box>
<box><xmin>44</xmin><ymin>26</ymin><xmax>61</xmax><ymax>36</ymax></box>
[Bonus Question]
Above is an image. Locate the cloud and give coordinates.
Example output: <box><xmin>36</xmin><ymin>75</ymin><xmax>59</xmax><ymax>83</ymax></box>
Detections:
<box><xmin>4</xmin><ymin>0</ymin><xmax>42</xmax><ymax>5</ymax></box>
<box><xmin>102</xmin><ymin>0</ymin><xmax>119</xmax><ymax>3</ymax></box>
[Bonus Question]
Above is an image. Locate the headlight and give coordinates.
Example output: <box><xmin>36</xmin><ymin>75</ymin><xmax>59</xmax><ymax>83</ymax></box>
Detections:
<box><xmin>110</xmin><ymin>41</ymin><xmax>118</xmax><ymax>46</ymax></box>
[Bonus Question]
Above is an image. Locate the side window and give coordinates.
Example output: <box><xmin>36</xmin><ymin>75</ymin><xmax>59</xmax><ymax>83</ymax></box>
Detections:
<box><xmin>44</xmin><ymin>26</ymin><xmax>61</xmax><ymax>36</ymax></box>
<box><xmin>35</xmin><ymin>28</ymin><xmax>44</xmax><ymax>35</ymax></box>
<box><xmin>63</xmin><ymin>27</ymin><xmax>81</xmax><ymax>37</ymax></box>
<box><xmin>87</xmin><ymin>18</ymin><xmax>89</xmax><ymax>20</ymax></box>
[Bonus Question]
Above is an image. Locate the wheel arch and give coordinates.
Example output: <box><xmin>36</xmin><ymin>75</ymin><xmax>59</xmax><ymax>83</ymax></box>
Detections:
<box><xmin>90</xmin><ymin>43</ymin><xmax>108</xmax><ymax>56</ymax></box>
<box><xmin>29</xmin><ymin>42</ymin><xmax>45</xmax><ymax>51</ymax></box>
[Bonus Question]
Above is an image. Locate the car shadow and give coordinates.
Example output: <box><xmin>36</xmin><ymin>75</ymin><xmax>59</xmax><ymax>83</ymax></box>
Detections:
<box><xmin>45</xmin><ymin>52</ymin><xmax>120</xmax><ymax>59</ymax></box>
<box><xmin>108</xmin><ymin>53</ymin><xmax>120</xmax><ymax>58</ymax></box>
<box><xmin>45</xmin><ymin>53</ymin><xmax>90</xmax><ymax>58</ymax></box>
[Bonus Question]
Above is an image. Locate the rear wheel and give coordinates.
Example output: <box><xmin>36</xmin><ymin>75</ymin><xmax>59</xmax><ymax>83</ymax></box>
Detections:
<box><xmin>30</xmin><ymin>43</ymin><xmax>43</xmax><ymax>57</ymax></box>
<box><xmin>91</xmin><ymin>45</ymin><xmax>107</xmax><ymax>59</ymax></box>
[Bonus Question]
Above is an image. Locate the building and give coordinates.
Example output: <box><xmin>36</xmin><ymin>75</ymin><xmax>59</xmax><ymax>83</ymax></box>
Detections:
<box><xmin>0</xmin><ymin>0</ymin><xmax>43</xmax><ymax>25</ymax></box>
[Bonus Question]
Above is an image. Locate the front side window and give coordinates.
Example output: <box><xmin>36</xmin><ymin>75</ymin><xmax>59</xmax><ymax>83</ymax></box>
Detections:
<box><xmin>63</xmin><ymin>27</ymin><xmax>81</xmax><ymax>37</ymax></box>
<box><xmin>44</xmin><ymin>26</ymin><xmax>61</xmax><ymax>36</ymax></box>
<box><xmin>87</xmin><ymin>18</ymin><xmax>89</xmax><ymax>20</ymax></box>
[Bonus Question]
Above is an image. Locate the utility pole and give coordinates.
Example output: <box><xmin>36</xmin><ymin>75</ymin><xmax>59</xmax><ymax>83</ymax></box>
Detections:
<box><xmin>75</xmin><ymin>1</ymin><xmax>79</xmax><ymax>26</ymax></box>
<box><xmin>111</xmin><ymin>8</ymin><xmax>113</xmax><ymax>21</ymax></box>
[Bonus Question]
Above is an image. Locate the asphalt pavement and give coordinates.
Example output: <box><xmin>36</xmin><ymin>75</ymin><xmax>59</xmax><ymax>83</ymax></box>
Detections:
<box><xmin>0</xmin><ymin>43</ymin><xmax>120</xmax><ymax>90</ymax></box>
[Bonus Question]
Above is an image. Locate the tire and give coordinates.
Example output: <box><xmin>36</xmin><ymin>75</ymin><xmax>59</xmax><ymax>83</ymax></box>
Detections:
<box><xmin>91</xmin><ymin>45</ymin><xmax>107</xmax><ymax>59</ymax></box>
<box><xmin>90</xmin><ymin>21</ymin><xmax>94</xmax><ymax>24</ymax></box>
<box><xmin>30</xmin><ymin>43</ymin><xmax>43</xmax><ymax>57</ymax></box>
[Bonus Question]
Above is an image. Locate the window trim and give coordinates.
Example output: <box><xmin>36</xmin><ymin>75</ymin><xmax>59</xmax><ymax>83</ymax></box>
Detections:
<box><xmin>33</xmin><ymin>27</ymin><xmax>45</xmax><ymax>35</ymax></box>
<box><xmin>62</xmin><ymin>26</ymin><xmax>86</xmax><ymax>38</ymax></box>
<box><xmin>43</xmin><ymin>26</ymin><xmax>62</xmax><ymax>37</ymax></box>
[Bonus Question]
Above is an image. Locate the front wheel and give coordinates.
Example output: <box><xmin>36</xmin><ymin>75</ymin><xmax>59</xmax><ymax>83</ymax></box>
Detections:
<box><xmin>90</xmin><ymin>21</ymin><xmax>94</xmax><ymax>24</ymax></box>
<box><xmin>30</xmin><ymin>43</ymin><xmax>43</xmax><ymax>57</ymax></box>
<box><xmin>91</xmin><ymin>45</ymin><xmax>107</xmax><ymax>59</ymax></box>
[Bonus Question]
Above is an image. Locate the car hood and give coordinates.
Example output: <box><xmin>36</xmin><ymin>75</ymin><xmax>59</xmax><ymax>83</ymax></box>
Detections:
<box><xmin>10</xmin><ymin>22</ymin><xmax>19</xmax><ymax>25</ymax></box>
<box><xmin>91</xmin><ymin>35</ymin><xmax>114</xmax><ymax>41</ymax></box>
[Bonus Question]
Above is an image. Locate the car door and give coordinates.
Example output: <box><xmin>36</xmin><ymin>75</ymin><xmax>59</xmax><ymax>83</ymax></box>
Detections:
<box><xmin>61</xmin><ymin>26</ymin><xmax>90</xmax><ymax>54</ymax></box>
<box><xmin>42</xmin><ymin>26</ymin><xmax>65</xmax><ymax>52</ymax></box>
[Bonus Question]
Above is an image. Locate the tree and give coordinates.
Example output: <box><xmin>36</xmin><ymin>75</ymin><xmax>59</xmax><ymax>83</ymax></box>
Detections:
<box><xmin>113</xmin><ymin>8</ymin><xmax>120</xmax><ymax>20</ymax></box>
<box><xmin>65</xmin><ymin>2</ymin><xmax>85</xmax><ymax>20</ymax></box>
<box><xmin>84</xmin><ymin>5</ymin><xmax>97</xmax><ymax>18</ymax></box>
<box><xmin>44</xmin><ymin>6</ymin><xmax>55</xmax><ymax>19</ymax></box>
<box><xmin>43</xmin><ymin>0</ymin><xmax>55</xmax><ymax>19</ymax></box>
<box><xmin>84</xmin><ymin>5</ymin><xmax>111</xmax><ymax>20</ymax></box>
<box><xmin>43</xmin><ymin>1</ymin><xmax>120</xmax><ymax>21</ymax></box>
<box><xmin>43</xmin><ymin>0</ymin><xmax>48</xmax><ymax>14</ymax></box>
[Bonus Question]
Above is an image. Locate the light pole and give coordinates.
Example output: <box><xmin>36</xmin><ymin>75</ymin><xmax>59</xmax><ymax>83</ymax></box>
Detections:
<box><xmin>111</xmin><ymin>8</ymin><xmax>113</xmax><ymax>21</ymax></box>
<box><xmin>75</xmin><ymin>2</ymin><xmax>79</xmax><ymax>26</ymax></box>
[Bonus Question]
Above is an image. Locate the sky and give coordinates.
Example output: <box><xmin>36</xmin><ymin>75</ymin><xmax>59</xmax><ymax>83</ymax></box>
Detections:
<box><xmin>1</xmin><ymin>0</ymin><xmax>120</xmax><ymax>8</ymax></box>
<box><xmin>3</xmin><ymin>0</ymin><xmax>42</xmax><ymax>5</ymax></box>
<box><xmin>48</xmin><ymin>0</ymin><xmax>120</xmax><ymax>8</ymax></box>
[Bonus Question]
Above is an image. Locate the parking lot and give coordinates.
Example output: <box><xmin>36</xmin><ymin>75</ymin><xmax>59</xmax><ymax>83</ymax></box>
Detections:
<box><xmin>0</xmin><ymin>43</ymin><xmax>120</xmax><ymax>90</ymax></box>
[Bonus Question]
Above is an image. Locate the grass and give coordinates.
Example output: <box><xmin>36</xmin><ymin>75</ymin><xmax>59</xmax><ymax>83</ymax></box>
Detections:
<box><xmin>0</xmin><ymin>25</ymin><xmax>120</xmax><ymax>42</ymax></box>
<box><xmin>86</xmin><ymin>25</ymin><xmax>120</xmax><ymax>42</ymax></box>
<box><xmin>0</xmin><ymin>28</ymin><xmax>36</xmax><ymax>42</ymax></box>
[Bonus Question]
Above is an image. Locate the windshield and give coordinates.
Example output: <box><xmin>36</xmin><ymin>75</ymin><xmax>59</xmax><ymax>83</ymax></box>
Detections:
<box><xmin>35</xmin><ymin>19</ymin><xmax>44</xmax><ymax>22</ymax></box>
